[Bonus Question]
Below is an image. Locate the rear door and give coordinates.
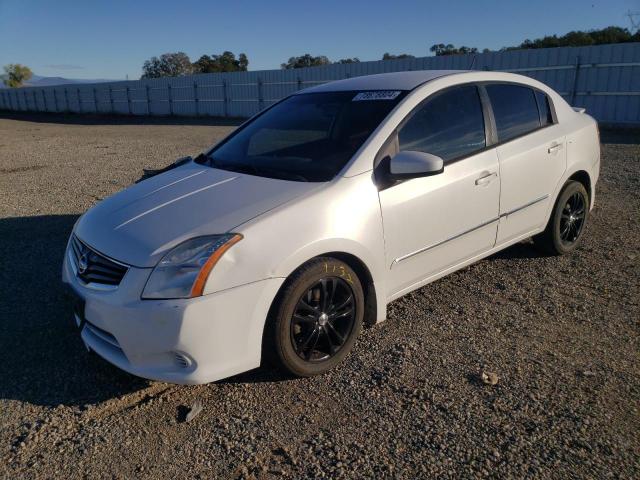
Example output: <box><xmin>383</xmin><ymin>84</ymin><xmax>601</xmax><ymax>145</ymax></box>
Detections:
<box><xmin>378</xmin><ymin>85</ymin><xmax>500</xmax><ymax>298</ymax></box>
<box><xmin>485</xmin><ymin>84</ymin><xmax>567</xmax><ymax>244</ymax></box>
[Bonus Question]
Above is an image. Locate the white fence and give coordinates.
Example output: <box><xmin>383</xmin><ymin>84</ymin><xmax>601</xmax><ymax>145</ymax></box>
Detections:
<box><xmin>1</xmin><ymin>43</ymin><xmax>639</xmax><ymax>125</ymax></box>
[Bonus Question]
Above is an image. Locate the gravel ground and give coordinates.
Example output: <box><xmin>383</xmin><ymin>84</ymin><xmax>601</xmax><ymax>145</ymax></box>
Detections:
<box><xmin>0</xmin><ymin>112</ymin><xmax>638</xmax><ymax>479</ymax></box>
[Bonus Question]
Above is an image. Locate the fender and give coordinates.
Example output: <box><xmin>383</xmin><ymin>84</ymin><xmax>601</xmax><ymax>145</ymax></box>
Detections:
<box><xmin>271</xmin><ymin>237</ymin><xmax>388</xmax><ymax>324</ymax></box>
<box><xmin>542</xmin><ymin>118</ymin><xmax>600</xmax><ymax>226</ymax></box>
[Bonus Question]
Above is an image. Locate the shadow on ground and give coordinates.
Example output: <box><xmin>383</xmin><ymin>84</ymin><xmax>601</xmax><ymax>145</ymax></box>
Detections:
<box><xmin>0</xmin><ymin>213</ymin><xmax>548</xmax><ymax>407</ymax></box>
<box><xmin>0</xmin><ymin>215</ymin><xmax>149</xmax><ymax>407</ymax></box>
<box><xmin>0</xmin><ymin>111</ymin><xmax>245</xmax><ymax>127</ymax></box>
<box><xmin>599</xmin><ymin>127</ymin><xmax>640</xmax><ymax>145</ymax></box>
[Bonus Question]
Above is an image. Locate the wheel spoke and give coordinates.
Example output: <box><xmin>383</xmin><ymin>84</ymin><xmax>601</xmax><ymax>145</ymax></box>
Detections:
<box><xmin>293</xmin><ymin>313</ymin><xmax>316</xmax><ymax>324</ymax></box>
<box><xmin>332</xmin><ymin>306</ymin><xmax>354</xmax><ymax>320</ymax></box>
<box><xmin>329</xmin><ymin>294</ymin><xmax>352</xmax><ymax>315</ymax></box>
<box><xmin>299</xmin><ymin>327</ymin><xmax>319</xmax><ymax>353</ymax></box>
<box><xmin>304</xmin><ymin>330</ymin><xmax>321</xmax><ymax>360</ymax></box>
<box><xmin>570</xmin><ymin>222</ymin><xmax>578</xmax><ymax>240</ymax></box>
<box><xmin>319</xmin><ymin>278</ymin><xmax>336</xmax><ymax>312</ymax></box>
<box><xmin>326</xmin><ymin>321</ymin><xmax>345</xmax><ymax>345</ymax></box>
<box><xmin>297</xmin><ymin>298</ymin><xmax>318</xmax><ymax>315</ymax></box>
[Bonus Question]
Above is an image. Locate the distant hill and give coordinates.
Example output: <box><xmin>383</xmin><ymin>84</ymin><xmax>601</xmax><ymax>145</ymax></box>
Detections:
<box><xmin>1</xmin><ymin>74</ymin><xmax>114</xmax><ymax>88</ymax></box>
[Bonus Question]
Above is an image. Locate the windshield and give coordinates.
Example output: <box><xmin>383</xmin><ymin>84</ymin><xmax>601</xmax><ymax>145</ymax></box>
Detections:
<box><xmin>206</xmin><ymin>91</ymin><xmax>406</xmax><ymax>182</ymax></box>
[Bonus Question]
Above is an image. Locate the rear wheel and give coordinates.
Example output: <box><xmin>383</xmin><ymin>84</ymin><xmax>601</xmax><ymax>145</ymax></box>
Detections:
<box><xmin>534</xmin><ymin>180</ymin><xmax>589</xmax><ymax>255</ymax></box>
<box><xmin>267</xmin><ymin>257</ymin><xmax>364</xmax><ymax>377</ymax></box>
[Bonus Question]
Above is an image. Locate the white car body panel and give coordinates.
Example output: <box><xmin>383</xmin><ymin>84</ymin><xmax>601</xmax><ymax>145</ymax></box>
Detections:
<box><xmin>62</xmin><ymin>70</ymin><xmax>600</xmax><ymax>384</ymax></box>
<box><xmin>74</xmin><ymin>162</ymin><xmax>320</xmax><ymax>267</ymax></box>
<box><xmin>380</xmin><ymin>148</ymin><xmax>500</xmax><ymax>296</ymax></box>
<box><xmin>495</xmin><ymin>125</ymin><xmax>567</xmax><ymax>243</ymax></box>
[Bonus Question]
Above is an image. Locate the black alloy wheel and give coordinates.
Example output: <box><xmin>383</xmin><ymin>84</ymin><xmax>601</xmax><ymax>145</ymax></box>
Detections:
<box><xmin>290</xmin><ymin>277</ymin><xmax>356</xmax><ymax>362</ymax></box>
<box><xmin>266</xmin><ymin>257</ymin><xmax>365</xmax><ymax>377</ymax></box>
<box><xmin>559</xmin><ymin>191</ymin><xmax>586</xmax><ymax>245</ymax></box>
<box><xmin>534</xmin><ymin>180</ymin><xmax>589</xmax><ymax>255</ymax></box>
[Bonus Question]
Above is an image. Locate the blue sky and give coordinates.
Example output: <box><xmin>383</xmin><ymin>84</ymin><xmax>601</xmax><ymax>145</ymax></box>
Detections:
<box><xmin>1</xmin><ymin>0</ymin><xmax>637</xmax><ymax>80</ymax></box>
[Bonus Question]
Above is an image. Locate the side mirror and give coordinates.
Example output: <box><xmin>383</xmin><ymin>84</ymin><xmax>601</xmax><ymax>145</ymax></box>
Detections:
<box><xmin>389</xmin><ymin>150</ymin><xmax>444</xmax><ymax>179</ymax></box>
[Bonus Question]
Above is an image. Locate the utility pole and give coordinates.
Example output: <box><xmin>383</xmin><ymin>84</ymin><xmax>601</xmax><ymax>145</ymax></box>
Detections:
<box><xmin>627</xmin><ymin>10</ymin><xmax>640</xmax><ymax>32</ymax></box>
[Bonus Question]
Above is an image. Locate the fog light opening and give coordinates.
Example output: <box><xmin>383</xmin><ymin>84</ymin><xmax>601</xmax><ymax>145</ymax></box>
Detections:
<box><xmin>173</xmin><ymin>352</ymin><xmax>193</xmax><ymax>369</ymax></box>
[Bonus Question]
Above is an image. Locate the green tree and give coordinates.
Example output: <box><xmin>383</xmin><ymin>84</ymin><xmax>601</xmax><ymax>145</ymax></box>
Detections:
<box><xmin>430</xmin><ymin>44</ymin><xmax>479</xmax><ymax>56</ymax></box>
<box><xmin>281</xmin><ymin>54</ymin><xmax>331</xmax><ymax>69</ymax></box>
<box><xmin>382</xmin><ymin>53</ymin><xmax>415</xmax><ymax>60</ymax></box>
<box><xmin>192</xmin><ymin>51</ymin><xmax>249</xmax><ymax>73</ymax></box>
<box><xmin>335</xmin><ymin>57</ymin><xmax>360</xmax><ymax>64</ymax></box>
<box><xmin>141</xmin><ymin>52</ymin><xmax>193</xmax><ymax>79</ymax></box>
<box><xmin>2</xmin><ymin>64</ymin><xmax>33</xmax><ymax>88</ymax></box>
<box><xmin>512</xmin><ymin>26</ymin><xmax>638</xmax><ymax>50</ymax></box>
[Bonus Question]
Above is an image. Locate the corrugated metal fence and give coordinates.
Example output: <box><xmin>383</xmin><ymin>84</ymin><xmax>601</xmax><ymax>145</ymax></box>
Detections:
<box><xmin>1</xmin><ymin>43</ymin><xmax>639</xmax><ymax>125</ymax></box>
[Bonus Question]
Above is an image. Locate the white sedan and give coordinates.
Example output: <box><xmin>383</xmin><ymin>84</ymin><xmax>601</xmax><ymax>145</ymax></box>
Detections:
<box><xmin>62</xmin><ymin>70</ymin><xmax>600</xmax><ymax>384</ymax></box>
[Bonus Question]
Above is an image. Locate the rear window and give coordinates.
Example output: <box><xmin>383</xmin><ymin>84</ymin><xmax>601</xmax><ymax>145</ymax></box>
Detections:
<box><xmin>486</xmin><ymin>84</ymin><xmax>541</xmax><ymax>142</ymax></box>
<box><xmin>398</xmin><ymin>85</ymin><xmax>486</xmax><ymax>162</ymax></box>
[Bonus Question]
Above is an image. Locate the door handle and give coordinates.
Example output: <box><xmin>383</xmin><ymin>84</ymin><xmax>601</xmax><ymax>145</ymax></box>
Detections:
<box><xmin>475</xmin><ymin>171</ymin><xmax>498</xmax><ymax>186</ymax></box>
<box><xmin>548</xmin><ymin>143</ymin><xmax>564</xmax><ymax>154</ymax></box>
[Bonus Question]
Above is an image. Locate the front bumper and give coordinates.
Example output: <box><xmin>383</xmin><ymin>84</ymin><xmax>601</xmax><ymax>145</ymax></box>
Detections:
<box><xmin>62</xmin><ymin>242</ymin><xmax>283</xmax><ymax>384</ymax></box>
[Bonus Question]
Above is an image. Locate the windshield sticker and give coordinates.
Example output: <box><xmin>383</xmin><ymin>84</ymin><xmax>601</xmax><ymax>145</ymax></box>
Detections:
<box><xmin>352</xmin><ymin>91</ymin><xmax>401</xmax><ymax>101</ymax></box>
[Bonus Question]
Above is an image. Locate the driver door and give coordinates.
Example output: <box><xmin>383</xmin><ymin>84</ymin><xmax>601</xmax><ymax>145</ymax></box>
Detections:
<box><xmin>378</xmin><ymin>85</ymin><xmax>500</xmax><ymax>298</ymax></box>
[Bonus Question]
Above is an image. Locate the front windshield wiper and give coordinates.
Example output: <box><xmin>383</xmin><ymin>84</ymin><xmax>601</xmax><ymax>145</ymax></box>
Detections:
<box><xmin>206</xmin><ymin>155</ymin><xmax>258</xmax><ymax>176</ymax></box>
<box><xmin>206</xmin><ymin>154</ymin><xmax>309</xmax><ymax>182</ymax></box>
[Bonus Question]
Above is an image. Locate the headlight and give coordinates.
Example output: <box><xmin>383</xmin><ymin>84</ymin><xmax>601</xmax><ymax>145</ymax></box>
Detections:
<box><xmin>142</xmin><ymin>234</ymin><xmax>242</xmax><ymax>299</ymax></box>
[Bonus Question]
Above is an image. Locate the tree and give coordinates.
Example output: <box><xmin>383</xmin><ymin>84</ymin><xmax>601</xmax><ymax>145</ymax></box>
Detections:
<box><xmin>509</xmin><ymin>26</ymin><xmax>639</xmax><ymax>50</ymax></box>
<box><xmin>192</xmin><ymin>51</ymin><xmax>249</xmax><ymax>73</ymax></box>
<box><xmin>141</xmin><ymin>52</ymin><xmax>193</xmax><ymax>79</ymax></box>
<box><xmin>335</xmin><ymin>57</ymin><xmax>360</xmax><ymax>64</ymax></box>
<box><xmin>281</xmin><ymin>54</ymin><xmax>331</xmax><ymax>69</ymax></box>
<box><xmin>2</xmin><ymin>64</ymin><xmax>33</xmax><ymax>88</ymax></box>
<box><xmin>430</xmin><ymin>44</ymin><xmax>478</xmax><ymax>56</ymax></box>
<box><xmin>382</xmin><ymin>53</ymin><xmax>415</xmax><ymax>60</ymax></box>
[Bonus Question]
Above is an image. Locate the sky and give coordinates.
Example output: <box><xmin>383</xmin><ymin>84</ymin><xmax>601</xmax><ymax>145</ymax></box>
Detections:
<box><xmin>1</xmin><ymin>0</ymin><xmax>638</xmax><ymax>80</ymax></box>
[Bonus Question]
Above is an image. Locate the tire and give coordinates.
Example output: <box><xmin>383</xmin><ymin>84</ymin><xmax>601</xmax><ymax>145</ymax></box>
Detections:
<box><xmin>266</xmin><ymin>257</ymin><xmax>364</xmax><ymax>377</ymax></box>
<box><xmin>534</xmin><ymin>180</ymin><xmax>589</xmax><ymax>255</ymax></box>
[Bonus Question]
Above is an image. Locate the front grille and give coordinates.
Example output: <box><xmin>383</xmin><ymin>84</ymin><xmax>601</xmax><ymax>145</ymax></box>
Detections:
<box><xmin>69</xmin><ymin>235</ymin><xmax>128</xmax><ymax>287</ymax></box>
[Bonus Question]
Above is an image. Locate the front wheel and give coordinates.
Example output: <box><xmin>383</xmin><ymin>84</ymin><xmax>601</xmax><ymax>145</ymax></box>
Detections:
<box><xmin>267</xmin><ymin>258</ymin><xmax>364</xmax><ymax>377</ymax></box>
<box><xmin>534</xmin><ymin>180</ymin><xmax>589</xmax><ymax>255</ymax></box>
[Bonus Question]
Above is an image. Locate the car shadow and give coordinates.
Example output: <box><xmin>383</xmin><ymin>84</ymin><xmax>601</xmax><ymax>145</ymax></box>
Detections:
<box><xmin>599</xmin><ymin>127</ymin><xmax>640</xmax><ymax>145</ymax></box>
<box><xmin>488</xmin><ymin>240</ymin><xmax>549</xmax><ymax>261</ymax></box>
<box><xmin>0</xmin><ymin>214</ymin><xmax>548</xmax><ymax>407</ymax></box>
<box><xmin>0</xmin><ymin>111</ymin><xmax>245</xmax><ymax>127</ymax></box>
<box><xmin>0</xmin><ymin>214</ymin><xmax>149</xmax><ymax>407</ymax></box>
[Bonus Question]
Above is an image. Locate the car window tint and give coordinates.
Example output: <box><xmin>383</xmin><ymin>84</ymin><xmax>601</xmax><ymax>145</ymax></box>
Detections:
<box><xmin>398</xmin><ymin>85</ymin><xmax>486</xmax><ymax>162</ymax></box>
<box><xmin>535</xmin><ymin>90</ymin><xmax>554</xmax><ymax>126</ymax></box>
<box><xmin>210</xmin><ymin>91</ymin><xmax>406</xmax><ymax>182</ymax></box>
<box><xmin>486</xmin><ymin>84</ymin><xmax>541</xmax><ymax>141</ymax></box>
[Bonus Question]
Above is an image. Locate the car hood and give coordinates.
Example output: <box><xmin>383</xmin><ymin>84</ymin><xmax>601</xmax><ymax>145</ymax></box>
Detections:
<box><xmin>75</xmin><ymin>162</ymin><xmax>320</xmax><ymax>267</ymax></box>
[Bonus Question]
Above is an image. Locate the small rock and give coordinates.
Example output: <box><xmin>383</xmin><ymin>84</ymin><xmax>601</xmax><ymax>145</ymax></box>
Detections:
<box><xmin>480</xmin><ymin>371</ymin><xmax>499</xmax><ymax>386</ymax></box>
<box><xmin>185</xmin><ymin>399</ymin><xmax>203</xmax><ymax>423</ymax></box>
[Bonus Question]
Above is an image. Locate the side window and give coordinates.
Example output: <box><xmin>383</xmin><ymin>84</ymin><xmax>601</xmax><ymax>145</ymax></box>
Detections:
<box><xmin>486</xmin><ymin>84</ymin><xmax>541</xmax><ymax>142</ymax></box>
<box><xmin>398</xmin><ymin>85</ymin><xmax>486</xmax><ymax>162</ymax></box>
<box><xmin>535</xmin><ymin>90</ymin><xmax>554</xmax><ymax>126</ymax></box>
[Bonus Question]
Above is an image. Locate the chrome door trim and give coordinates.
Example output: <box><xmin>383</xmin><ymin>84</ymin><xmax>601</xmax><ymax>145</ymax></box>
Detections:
<box><xmin>500</xmin><ymin>194</ymin><xmax>549</xmax><ymax>218</ymax></box>
<box><xmin>391</xmin><ymin>217</ymin><xmax>499</xmax><ymax>266</ymax></box>
<box><xmin>391</xmin><ymin>194</ymin><xmax>550</xmax><ymax>266</ymax></box>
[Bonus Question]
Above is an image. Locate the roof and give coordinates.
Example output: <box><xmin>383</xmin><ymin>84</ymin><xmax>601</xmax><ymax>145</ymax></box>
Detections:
<box><xmin>298</xmin><ymin>70</ymin><xmax>465</xmax><ymax>94</ymax></box>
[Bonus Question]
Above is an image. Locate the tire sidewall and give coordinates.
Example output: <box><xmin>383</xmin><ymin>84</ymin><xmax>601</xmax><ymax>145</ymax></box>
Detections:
<box><xmin>273</xmin><ymin>258</ymin><xmax>364</xmax><ymax>377</ymax></box>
